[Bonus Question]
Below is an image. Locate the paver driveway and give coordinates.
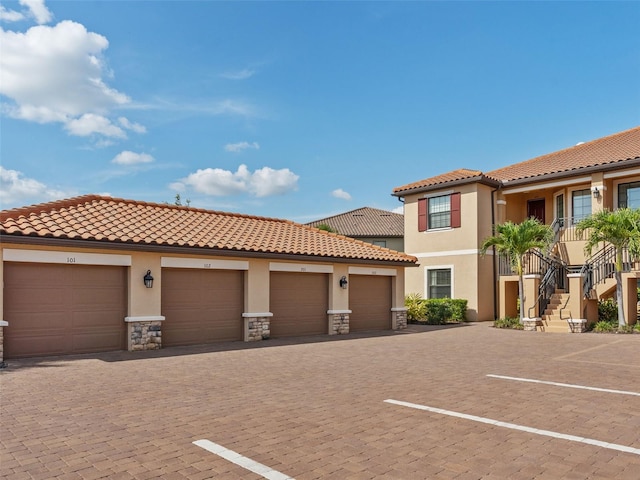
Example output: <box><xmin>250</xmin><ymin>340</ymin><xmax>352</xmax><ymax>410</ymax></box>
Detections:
<box><xmin>1</xmin><ymin>323</ymin><xmax>639</xmax><ymax>479</ymax></box>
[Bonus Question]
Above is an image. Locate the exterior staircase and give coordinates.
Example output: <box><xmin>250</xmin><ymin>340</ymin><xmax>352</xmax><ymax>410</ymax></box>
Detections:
<box><xmin>541</xmin><ymin>290</ymin><xmax>573</xmax><ymax>333</ymax></box>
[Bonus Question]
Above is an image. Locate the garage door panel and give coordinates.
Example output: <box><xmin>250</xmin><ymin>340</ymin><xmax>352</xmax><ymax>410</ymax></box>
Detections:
<box><xmin>4</xmin><ymin>263</ymin><xmax>127</xmax><ymax>358</ymax></box>
<box><xmin>270</xmin><ymin>272</ymin><xmax>328</xmax><ymax>337</ymax></box>
<box><xmin>161</xmin><ymin>268</ymin><xmax>244</xmax><ymax>346</ymax></box>
<box><xmin>349</xmin><ymin>275</ymin><xmax>392</xmax><ymax>332</ymax></box>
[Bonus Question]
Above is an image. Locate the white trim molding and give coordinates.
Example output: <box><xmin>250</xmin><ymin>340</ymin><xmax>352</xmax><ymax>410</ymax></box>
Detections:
<box><xmin>327</xmin><ymin>310</ymin><xmax>352</xmax><ymax>315</ymax></box>
<box><xmin>496</xmin><ymin>200</ymin><xmax>507</xmax><ymax>205</ymax></box>
<box><xmin>0</xmin><ymin>320</ymin><xmax>8</xmax><ymax>327</ymax></box>
<box><xmin>162</xmin><ymin>257</ymin><xmax>248</xmax><ymax>270</ymax></box>
<box><xmin>125</xmin><ymin>316</ymin><xmax>165</xmax><ymax>323</ymax></box>
<box><xmin>2</xmin><ymin>248</ymin><xmax>131</xmax><ymax>266</ymax></box>
<box><xmin>410</xmin><ymin>249</ymin><xmax>487</xmax><ymax>258</ymax></box>
<box><xmin>502</xmin><ymin>175</ymin><xmax>591</xmax><ymax>195</ymax></box>
<box><xmin>391</xmin><ymin>307</ymin><xmax>408</xmax><ymax>312</ymax></box>
<box><xmin>242</xmin><ymin>312</ymin><xmax>274</xmax><ymax>318</ymax></box>
<box><xmin>269</xmin><ymin>262</ymin><xmax>333</xmax><ymax>274</ymax></box>
<box><xmin>348</xmin><ymin>266</ymin><xmax>397</xmax><ymax>276</ymax></box>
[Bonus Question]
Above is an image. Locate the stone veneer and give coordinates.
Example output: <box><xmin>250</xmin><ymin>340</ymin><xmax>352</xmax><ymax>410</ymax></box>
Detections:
<box><xmin>330</xmin><ymin>313</ymin><xmax>350</xmax><ymax>335</ymax></box>
<box><xmin>522</xmin><ymin>318</ymin><xmax>542</xmax><ymax>331</ymax></box>
<box><xmin>0</xmin><ymin>322</ymin><xmax>6</xmax><ymax>365</ymax></box>
<box><xmin>128</xmin><ymin>320</ymin><xmax>162</xmax><ymax>351</ymax></box>
<box><xmin>246</xmin><ymin>316</ymin><xmax>271</xmax><ymax>341</ymax></box>
<box><xmin>392</xmin><ymin>308</ymin><xmax>408</xmax><ymax>330</ymax></box>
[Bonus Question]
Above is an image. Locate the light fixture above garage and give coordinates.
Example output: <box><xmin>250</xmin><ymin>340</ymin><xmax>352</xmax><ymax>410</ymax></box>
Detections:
<box><xmin>143</xmin><ymin>270</ymin><xmax>154</xmax><ymax>288</ymax></box>
<box><xmin>339</xmin><ymin>276</ymin><xmax>348</xmax><ymax>289</ymax></box>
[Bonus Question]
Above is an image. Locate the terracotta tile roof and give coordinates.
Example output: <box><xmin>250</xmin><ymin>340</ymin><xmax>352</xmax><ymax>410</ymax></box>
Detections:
<box><xmin>487</xmin><ymin>126</ymin><xmax>640</xmax><ymax>183</ymax></box>
<box><xmin>0</xmin><ymin>195</ymin><xmax>417</xmax><ymax>264</ymax></box>
<box><xmin>306</xmin><ymin>207</ymin><xmax>403</xmax><ymax>237</ymax></box>
<box><xmin>393</xmin><ymin>126</ymin><xmax>640</xmax><ymax>195</ymax></box>
<box><xmin>392</xmin><ymin>168</ymin><xmax>495</xmax><ymax>195</ymax></box>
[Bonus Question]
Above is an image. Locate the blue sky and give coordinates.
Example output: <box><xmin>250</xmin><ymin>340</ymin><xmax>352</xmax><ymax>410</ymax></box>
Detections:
<box><xmin>1</xmin><ymin>0</ymin><xmax>639</xmax><ymax>222</ymax></box>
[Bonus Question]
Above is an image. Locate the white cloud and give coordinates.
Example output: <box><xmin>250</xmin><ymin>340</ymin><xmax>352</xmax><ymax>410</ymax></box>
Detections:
<box><xmin>0</xmin><ymin>6</ymin><xmax>25</xmax><ymax>22</ymax></box>
<box><xmin>0</xmin><ymin>19</ymin><xmax>144</xmax><ymax>139</ymax></box>
<box><xmin>173</xmin><ymin>164</ymin><xmax>299</xmax><ymax>198</ymax></box>
<box><xmin>219</xmin><ymin>68</ymin><xmax>255</xmax><ymax>80</ymax></box>
<box><xmin>331</xmin><ymin>188</ymin><xmax>352</xmax><ymax>200</ymax></box>
<box><xmin>20</xmin><ymin>0</ymin><xmax>52</xmax><ymax>24</ymax></box>
<box><xmin>224</xmin><ymin>141</ymin><xmax>260</xmax><ymax>153</ymax></box>
<box><xmin>65</xmin><ymin>113</ymin><xmax>126</xmax><ymax>138</ymax></box>
<box><xmin>391</xmin><ymin>205</ymin><xmax>404</xmax><ymax>214</ymax></box>
<box><xmin>112</xmin><ymin>151</ymin><xmax>154</xmax><ymax>165</ymax></box>
<box><xmin>0</xmin><ymin>166</ymin><xmax>68</xmax><ymax>207</ymax></box>
<box><xmin>118</xmin><ymin>116</ymin><xmax>146</xmax><ymax>133</ymax></box>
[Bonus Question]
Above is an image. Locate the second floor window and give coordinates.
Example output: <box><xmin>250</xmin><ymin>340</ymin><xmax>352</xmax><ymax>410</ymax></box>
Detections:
<box><xmin>418</xmin><ymin>193</ymin><xmax>461</xmax><ymax>232</ymax></box>
<box><xmin>619</xmin><ymin>181</ymin><xmax>640</xmax><ymax>209</ymax></box>
<box><xmin>572</xmin><ymin>189</ymin><xmax>591</xmax><ymax>223</ymax></box>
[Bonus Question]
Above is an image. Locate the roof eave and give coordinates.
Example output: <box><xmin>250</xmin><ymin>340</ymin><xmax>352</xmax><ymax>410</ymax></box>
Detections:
<box><xmin>392</xmin><ymin>175</ymin><xmax>501</xmax><ymax>197</ymax></box>
<box><xmin>0</xmin><ymin>233</ymin><xmax>417</xmax><ymax>266</ymax></box>
<box><xmin>500</xmin><ymin>156</ymin><xmax>640</xmax><ymax>188</ymax></box>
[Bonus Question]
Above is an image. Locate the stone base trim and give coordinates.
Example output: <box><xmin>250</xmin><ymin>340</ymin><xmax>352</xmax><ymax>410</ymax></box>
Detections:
<box><xmin>329</xmin><ymin>313</ymin><xmax>350</xmax><ymax>335</ymax></box>
<box><xmin>0</xmin><ymin>321</ymin><xmax>6</xmax><ymax>364</ymax></box>
<box><xmin>567</xmin><ymin>319</ymin><xmax>587</xmax><ymax>333</ymax></box>
<box><xmin>128</xmin><ymin>320</ymin><xmax>162</xmax><ymax>351</ymax></box>
<box><xmin>392</xmin><ymin>308</ymin><xmax>408</xmax><ymax>330</ymax></box>
<box><xmin>523</xmin><ymin>318</ymin><xmax>543</xmax><ymax>332</ymax></box>
<box><xmin>244</xmin><ymin>315</ymin><xmax>271</xmax><ymax>341</ymax></box>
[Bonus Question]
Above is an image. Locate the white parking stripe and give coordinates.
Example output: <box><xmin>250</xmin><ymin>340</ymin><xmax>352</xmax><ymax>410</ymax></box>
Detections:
<box><xmin>487</xmin><ymin>374</ymin><xmax>640</xmax><ymax>396</ymax></box>
<box><xmin>193</xmin><ymin>439</ymin><xmax>295</xmax><ymax>480</ymax></box>
<box><xmin>384</xmin><ymin>399</ymin><xmax>640</xmax><ymax>456</ymax></box>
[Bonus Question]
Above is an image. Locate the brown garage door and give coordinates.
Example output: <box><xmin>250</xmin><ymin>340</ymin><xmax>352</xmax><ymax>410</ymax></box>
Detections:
<box><xmin>270</xmin><ymin>272</ymin><xmax>328</xmax><ymax>337</ymax></box>
<box><xmin>349</xmin><ymin>275</ymin><xmax>392</xmax><ymax>332</ymax></box>
<box><xmin>3</xmin><ymin>262</ymin><xmax>127</xmax><ymax>359</ymax></box>
<box><xmin>161</xmin><ymin>268</ymin><xmax>243</xmax><ymax>346</ymax></box>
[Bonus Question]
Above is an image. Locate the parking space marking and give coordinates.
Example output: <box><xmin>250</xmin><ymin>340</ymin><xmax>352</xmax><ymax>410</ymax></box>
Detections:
<box><xmin>384</xmin><ymin>399</ymin><xmax>640</xmax><ymax>456</ymax></box>
<box><xmin>487</xmin><ymin>374</ymin><xmax>640</xmax><ymax>396</ymax></box>
<box><xmin>193</xmin><ymin>439</ymin><xmax>295</xmax><ymax>480</ymax></box>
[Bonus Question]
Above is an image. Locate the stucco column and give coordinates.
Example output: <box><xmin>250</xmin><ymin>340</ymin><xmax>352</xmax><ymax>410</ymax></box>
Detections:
<box><xmin>243</xmin><ymin>259</ymin><xmax>272</xmax><ymax>341</ymax></box>
<box><xmin>126</xmin><ymin>253</ymin><xmax>164</xmax><ymax>351</ymax></box>
<box><xmin>522</xmin><ymin>274</ymin><xmax>541</xmax><ymax>320</ymax></box>
<box><xmin>391</xmin><ymin>269</ymin><xmax>407</xmax><ymax>329</ymax></box>
<box><xmin>328</xmin><ymin>265</ymin><xmax>350</xmax><ymax>334</ymax></box>
<box><xmin>565</xmin><ymin>273</ymin><xmax>587</xmax><ymax>332</ymax></box>
<box><xmin>590</xmin><ymin>172</ymin><xmax>605</xmax><ymax>214</ymax></box>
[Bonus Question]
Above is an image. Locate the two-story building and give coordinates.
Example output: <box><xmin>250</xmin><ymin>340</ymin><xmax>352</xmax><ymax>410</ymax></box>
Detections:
<box><xmin>393</xmin><ymin>126</ymin><xmax>640</xmax><ymax>330</ymax></box>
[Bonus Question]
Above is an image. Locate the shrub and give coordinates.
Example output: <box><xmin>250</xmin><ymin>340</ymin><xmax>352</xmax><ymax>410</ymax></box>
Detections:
<box><xmin>405</xmin><ymin>293</ymin><xmax>427</xmax><ymax>322</ymax></box>
<box><xmin>494</xmin><ymin>317</ymin><xmax>523</xmax><ymax>329</ymax></box>
<box><xmin>593</xmin><ymin>320</ymin><xmax>616</xmax><ymax>333</ymax></box>
<box><xmin>598</xmin><ymin>299</ymin><xmax>618</xmax><ymax>323</ymax></box>
<box><xmin>635</xmin><ymin>322</ymin><xmax>640</xmax><ymax>333</ymax></box>
<box><xmin>423</xmin><ymin>298</ymin><xmax>468</xmax><ymax>324</ymax></box>
<box><xmin>404</xmin><ymin>296</ymin><xmax>467</xmax><ymax>324</ymax></box>
<box><xmin>617</xmin><ymin>325</ymin><xmax>635</xmax><ymax>334</ymax></box>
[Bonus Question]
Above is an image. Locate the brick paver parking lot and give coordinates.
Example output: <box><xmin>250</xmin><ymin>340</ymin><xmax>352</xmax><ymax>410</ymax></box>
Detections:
<box><xmin>1</xmin><ymin>323</ymin><xmax>639</xmax><ymax>479</ymax></box>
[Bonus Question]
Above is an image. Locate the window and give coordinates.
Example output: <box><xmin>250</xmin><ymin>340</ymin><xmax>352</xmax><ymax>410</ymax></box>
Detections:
<box><xmin>427</xmin><ymin>268</ymin><xmax>451</xmax><ymax>299</ymax></box>
<box><xmin>619</xmin><ymin>181</ymin><xmax>640</xmax><ymax>209</ymax></box>
<box><xmin>418</xmin><ymin>192</ymin><xmax>461</xmax><ymax>231</ymax></box>
<box><xmin>572</xmin><ymin>189</ymin><xmax>591</xmax><ymax>224</ymax></box>
<box><xmin>372</xmin><ymin>240</ymin><xmax>387</xmax><ymax>247</ymax></box>
<box><xmin>555</xmin><ymin>193</ymin><xmax>565</xmax><ymax>227</ymax></box>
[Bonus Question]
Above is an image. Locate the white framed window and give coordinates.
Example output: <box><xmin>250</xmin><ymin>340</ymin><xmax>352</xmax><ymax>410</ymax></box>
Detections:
<box><xmin>553</xmin><ymin>190</ymin><xmax>565</xmax><ymax>227</ymax></box>
<box><xmin>571</xmin><ymin>188</ymin><xmax>591</xmax><ymax>224</ymax></box>
<box><xmin>618</xmin><ymin>181</ymin><xmax>640</xmax><ymax>209</ymax></box>
<box><xmin>425</xmin><ymin>266</ymin><xmax>453</xmax><ymax>299</ymax></box>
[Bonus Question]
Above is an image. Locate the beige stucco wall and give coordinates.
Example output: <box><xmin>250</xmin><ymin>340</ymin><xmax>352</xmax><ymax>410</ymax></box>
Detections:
<box><xmin>1</xmin><ymin>241</ymin><xmax>408</xmax><ymax>328</ymax></box>
<box><xmin>403</xmin><ymin>182</ymin><xmax>497</xmax><ymax>321</ymax></box>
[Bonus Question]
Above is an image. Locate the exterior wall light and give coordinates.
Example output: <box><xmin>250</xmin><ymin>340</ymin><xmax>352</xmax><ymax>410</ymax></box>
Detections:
<box><xmin>592</xmin><ymin>187</ymin><xmax>600</xmax><ymax>199</ymax></box>
<box><xmin>143</xmin><ymin>270</ymin><xmax>154</xmax><ymax>288</ymax></box>
<box><xmin>339</xmin><ymin>276</ymin><xmax>348</xmax><ymax>289</ymax></box>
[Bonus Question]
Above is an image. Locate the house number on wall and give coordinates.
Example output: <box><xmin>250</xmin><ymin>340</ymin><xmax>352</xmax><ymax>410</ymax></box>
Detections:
<box><xmin>67</xmin><ymin>257</ymin><xmax>77</xmax><ymax>263</ymax></box>
<box><xmin>203</xmin><ymin>263</ymin><xmax>212</xmax><ymax>268</ymax></box>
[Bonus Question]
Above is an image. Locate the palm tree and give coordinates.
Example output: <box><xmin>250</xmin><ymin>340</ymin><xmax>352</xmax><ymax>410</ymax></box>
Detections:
<box><xmin>575</xmin><ymin>208</ymin><xmax>640</xmax><ymax>327</ymax></box>
<box><xmin>480</xmin><ymin>218</ymin><xmax>553</xmax><ymax>323</ymax></box>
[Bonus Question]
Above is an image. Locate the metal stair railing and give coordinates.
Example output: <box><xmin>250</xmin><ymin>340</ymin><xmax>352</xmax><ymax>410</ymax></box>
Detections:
<box><xmin>580</xmin><ymin>245</ymin><xmax>632</xmax><ymax>298</ymax></box>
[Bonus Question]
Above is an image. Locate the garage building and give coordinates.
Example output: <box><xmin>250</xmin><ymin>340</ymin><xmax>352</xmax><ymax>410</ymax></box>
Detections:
<box><xmin>0</xmin><ymin>195</ymin><xmax>416</xmax><ymax>360</ymax></box>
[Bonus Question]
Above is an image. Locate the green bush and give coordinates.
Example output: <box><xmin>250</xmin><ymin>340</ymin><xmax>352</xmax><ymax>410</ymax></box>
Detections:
<box><xmin>635</xmin><ymin>322</ymin><xmax>640</xmax><ymax>333</ymax></box>
<box><xmin>593</xmin><ymin>320</ymin><xmax>616</xmax><ymax>333</ymax></box>
<box><xmin>617</xmin><ymin>325</ymin><xmax>635</xmax><ymax>334</ymax></box>
<box><xmin>404</xmin><ymin>296</ymin><xmax>467</xmax><ymax>324</ymax></box>
<box><xmin>405</xmin><ymin>293</ymin><xmax>427</xmax><ymax>322</ymax></box>
<box><xmin>494</xmin><ymin>317</ymin><xmax>523</xmax><ymax>329</ymax></box>
<box><xmin>598</xmin><ymin>299</ymin><xmax>618</xmax><ymax>323</ymax></box>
